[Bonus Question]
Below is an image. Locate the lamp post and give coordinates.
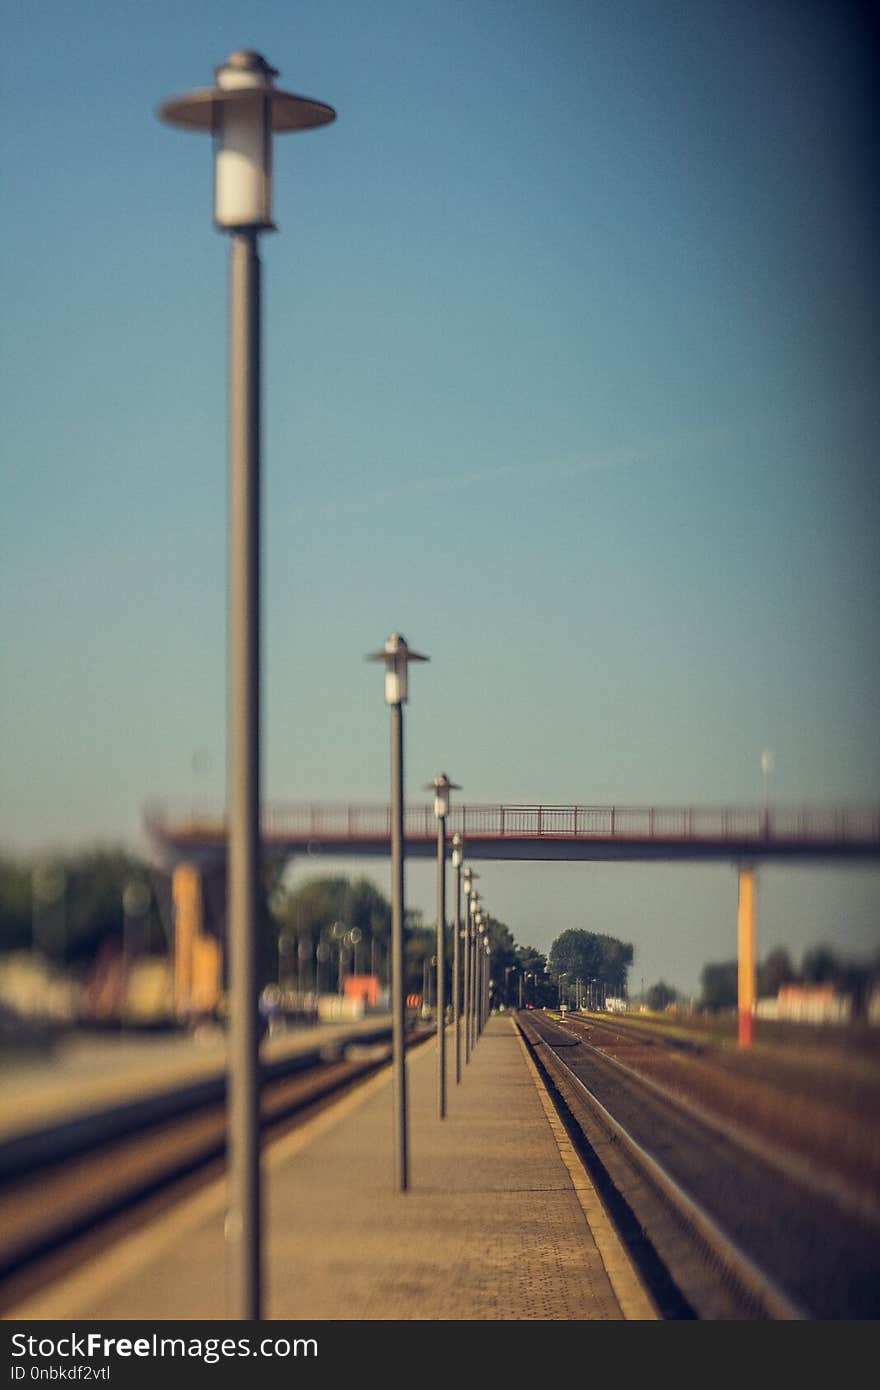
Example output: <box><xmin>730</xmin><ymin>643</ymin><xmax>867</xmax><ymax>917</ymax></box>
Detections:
<box><xmin>158</xmin><ymin>50</ymin><xmax>335</xmax><ymax>1320</ymax></box>
<box><xmin>451</xmin><ymin>834</ymin><xmax>464</xmax><ymax>1082</ymax></box>
<box><xmin>474</xmin><ymin>912</ymin><xmax>485</xmax><ymax>1041</ymax></box>
<box><xmin>366</xmin><ymin>632</ymin><xmax>429</xmax><ymax>1191</ymax></box>
<box><xmin>122</xmin><ymin>878</ymin><xmax>151</xmax><ymax>1029</ymax></box>
<box><xmin>484</xmin><ymin>938</ymin><xmax>491</xmax><ymax>1028</ymax></box>
<box><xmin>425</xmin><ymin>774</ymin><xmax>460</xmax><ymax>1119</ymax></box>
<box><xmin>462</xmin><ymin>870</ymin><xmax>478</xmax><ymax>1064</ymax></box>
<box><xmin>468</xmin><ymin>894</ymin><xmax>481</xmax><ymax>1053</ymax></box>
<box><xmin>761</xmin><ymin>749</ymin><xmax>774</xmax><ymax>837</ymax></box>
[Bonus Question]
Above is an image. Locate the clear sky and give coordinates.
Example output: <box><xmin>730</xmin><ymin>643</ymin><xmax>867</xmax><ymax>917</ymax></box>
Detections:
<box><xmin>2</xmin><ymin>1</ymin><xmax>878</xmax><ymax>997</ymax></box>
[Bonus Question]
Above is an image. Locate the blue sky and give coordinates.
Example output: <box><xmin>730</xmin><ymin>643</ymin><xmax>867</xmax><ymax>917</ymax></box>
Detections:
<box><xmin>2</xmin><ymin>1</ymin><xmax>878</xmax><ymax>996</ymax></box>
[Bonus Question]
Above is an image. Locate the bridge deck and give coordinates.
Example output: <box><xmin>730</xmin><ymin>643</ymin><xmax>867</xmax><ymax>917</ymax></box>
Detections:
<box><xmin>146</xmin><ymin>801</ymin><xmax>880</xmax><ymax>863</ymax></box>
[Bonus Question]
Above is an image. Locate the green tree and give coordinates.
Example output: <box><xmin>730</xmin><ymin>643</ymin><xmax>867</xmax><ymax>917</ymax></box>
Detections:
<box><xmin>548</xmin><ymin>928</ymin><xmax>634</xmax><ymax>1003</ymax></box>
<box><xmin>0</xmin><ymin>851</ymin><xmax>34</xmax><ymax>953</ymax></box>
<box><xmin>483</xmin><ymin>915</ymin><xmax>518</xmax><ymax>1007</ymax></box>
<box><xmin>646</xmin><ymin>980</ymin><xmax>679</xmax><ymax>1011</ymax></box>
<box><xmin>515</xmin><ymin>945</ymin><xmax>551</xmax><ymax>1006</ymax></box>
<box><xmin>700</xmin><ymin>960</ymin><xmax>738</xmax><ymax>1011</ymax></box>
<box><xmin>271</xmin><ymin>874</ymin><xmax>394</xmax><ymax>993</ymax></box>
<box><xmin>758</xmin><ymin>946</ymin><xmax>796</xmax><ymax>998</ymax></box>
<box><xmin>800</xmin><ymin>945</ymin><xmax>842</xmax><ymax>985</ymax></box>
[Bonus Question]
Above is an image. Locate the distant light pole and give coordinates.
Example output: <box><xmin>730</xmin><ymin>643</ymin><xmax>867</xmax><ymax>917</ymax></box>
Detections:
<box><xmin>475</xmin><ymin>913</ymin><xmax>487</xmax><ymax>1040</ymax></box>
<box><xmin>425</xmin><ymin>773</ymin><xmax>460</xmax><ymax>1119</ymax></box>
<box><xmin>473</xmin><ymin>914</ymin><xmax>482</xmax><ymax>1043</ymax></box>
<box><xmin>350</xmin><ymin>926</ymin><xmax>362</xmax><ymax>975</ymax></box>
<box><xmin>470</xmin><ymin>899</ymin><xmax>482</xmax><ymax>1051</ymax></box>
<box><xmin>462</xmin><ymin>871</ymin><xmax>479</xmax><ymax>1063</ymax></box>
<box><xmin>158</xmin><ymin>49</ymin><xmax>335</xmax><ymax>1321</ymax></box>
<box><xmin>366</xmin><ymin>632</ymin><xmax>429</xmax><ymax>1191</ymax></box>
<box><xmin>558</xmin><ymin>972</ymin><xmax>569</xmax><ymax>1008</ymax></box>
<box><xmin>485</xmin><ymin>938</ymin><xmax>492</xmax><ymax>1026</ymax></box>
<box><xmin>761</xmin><ymin>749</ymin><xmax>774</xmax><ymax>836</ymax></box>
<box><xmin>451</xmin><ymin>833</ymin><xmax>464</xmax><ymax>1083</ymax></box>
<box><xmin>122</xmin><ymin>879</ymin><xmax>151</xmax><ymax>1029</ymax></box>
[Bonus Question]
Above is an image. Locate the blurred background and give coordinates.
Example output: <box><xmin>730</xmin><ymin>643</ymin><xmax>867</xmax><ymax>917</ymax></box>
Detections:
<box><xmin>1</xmin><ymin>1</ymin><xmax>878</xmax><ymax>1045</ymax></box>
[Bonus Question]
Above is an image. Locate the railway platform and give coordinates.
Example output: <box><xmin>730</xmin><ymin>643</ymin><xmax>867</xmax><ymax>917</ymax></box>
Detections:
<box><xmin>5</xmin><ymin>1013</ymin><xmax>658</xmax><ymax>1321</ymax></box>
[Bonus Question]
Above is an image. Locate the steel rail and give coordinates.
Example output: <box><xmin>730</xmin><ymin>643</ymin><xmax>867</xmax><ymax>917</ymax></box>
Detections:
<box><xmin>557</xmin><ymin>1012</ymin><xmax>880</xmax><ymax>1225</ymax></box>
<box><xmin>0</xmin><ymin>1025</ymin><xmax>432</xmax><ymax>1301</ymax></box>
<box><xmin>517</xmin><ymin>1013</ymin><xmax>808</xmax><ymax>1320</ymax></box>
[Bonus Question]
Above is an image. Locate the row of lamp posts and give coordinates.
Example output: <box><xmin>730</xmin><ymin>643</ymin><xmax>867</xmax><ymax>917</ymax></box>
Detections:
<box><xmin>366</xmin><ymin>636</ymin><xmax>494</xmax><ymax>1189</ymax></box>
<box><xmin>157</xmin><ymin>49</ymin><xmax>490</xmax><ymax>1320</ymax></box>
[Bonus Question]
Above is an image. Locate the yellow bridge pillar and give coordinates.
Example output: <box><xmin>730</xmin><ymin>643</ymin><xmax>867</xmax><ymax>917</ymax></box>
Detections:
<box><xmin>737</xmin><ymin>863</ymin><xmax>757</xmax><ymax>1048</ymax></box>
<box><xmin>172</xmin><ymin>863</ymin><xmax>223</xmax><ymax>1022</ymax></box>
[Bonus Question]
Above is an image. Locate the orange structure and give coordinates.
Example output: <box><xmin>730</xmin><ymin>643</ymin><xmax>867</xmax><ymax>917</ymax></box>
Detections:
<box><xmin>344</xmin><ymin>974</ymin><xmax>381</xmax><ymax>1008</ymax></box>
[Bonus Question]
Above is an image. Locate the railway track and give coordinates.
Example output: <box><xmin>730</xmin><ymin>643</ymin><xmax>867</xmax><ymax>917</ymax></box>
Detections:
<box><xmin>0</xmin><ymin>1023</ymin><xmax>431</xmax><ymax>1313</ymax></box>
<box><xmin>516</xmin><ymin>1009</ymin><xmax>880</xmax><ymax>1319</ymax></box>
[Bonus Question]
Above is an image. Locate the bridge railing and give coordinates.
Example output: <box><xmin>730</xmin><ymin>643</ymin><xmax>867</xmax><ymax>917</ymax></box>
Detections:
<box><xmin>146</xmin><ymin>801</ymin><xmax>880</xmax><ymax>845</ymax></box>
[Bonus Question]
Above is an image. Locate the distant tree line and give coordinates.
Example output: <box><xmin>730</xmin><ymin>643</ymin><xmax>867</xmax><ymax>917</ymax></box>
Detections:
<box><xmin>699</xmin><ymin>945</ymin><xmax>880</xmax><ymax>1014</ymax></box>
<box><xmin>0</xmin><ymin>850</ymin><xmax>634</xmax><ymax>1010</ymax></box>
<box><xmin>8</xmin><ymin>849</ymin><xmax>872</xmax><ymax>1020</ymax></box>
<box><xmin>0</xmin><ymin>846</ymin><xmax>170</xmax><ymax>969</ymax></box>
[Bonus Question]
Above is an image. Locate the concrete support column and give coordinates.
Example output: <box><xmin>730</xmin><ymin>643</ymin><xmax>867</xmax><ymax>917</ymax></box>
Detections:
<box><xmin>737</xmin><ymin>863</ymin><xmax>756</xmax><ymax>1048</ymax></box>
<box><xmin>172</xmin><ymin>862</ymin><xmax>224</xmax><ymax>1022</ymax></box>
<box><xmin>172</xmin><ymin>863</ymin><xmax>203</xmax><ymax>1020</ymax></box>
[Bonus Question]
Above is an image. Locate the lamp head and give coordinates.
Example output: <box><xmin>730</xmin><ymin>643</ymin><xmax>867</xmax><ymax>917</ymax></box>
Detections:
<box><xmin>365</xmin><ymin>631</ymin><xmax>429</xmax><ymax>705</ymax></box>
<box><xmin>158</xmin><ymin>50</ymin><xmax>336</xmax><ymax>232</ymax></box>
<box><xmin>424</xmin><ymin>771</ymin><xmax>461</xmax><ymax>820</ymax></box>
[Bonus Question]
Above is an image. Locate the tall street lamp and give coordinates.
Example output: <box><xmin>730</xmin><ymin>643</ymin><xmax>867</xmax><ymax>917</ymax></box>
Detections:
<box><xmin>558</xmin><ymin>971</ymin><xmax>569</xmax><ymax>1009</ymax></box>
<box><xmin>366</xmin><ymin>632</ymin><xmax>429</xmax><ymax>1190</ymax></box>
<box><xmin>158</xmin><ymin>50</ymin><xmax>335</xmax><ymax>1321</ymax></box>
<box><xmin>761</xmin><ymin>749</ymin><xmax>774</xmax><ymax>837</ymax></box>
<box><xmin>462</xmin><ymin>870</ymin><xmax>478</xmax><ymax>1064</ymax></box>
<box><xmin>474</xmin><ymin>911</ymin><xmax>485</xmax><ymax>1043</ymax></box>
<box><xmin>468</xmin><ymin>891</ymin><xmax>481</xmax><ymax>1056</ymax></box>
<box><xmin>451</xmin><ymin>833</ymin><xmax>464</xmax><ymax>1084</ymax></box>
<box><xmin>425</xmin><ymin>775</ymin><xmax>460</xmax><ymax>1119</ymax></box>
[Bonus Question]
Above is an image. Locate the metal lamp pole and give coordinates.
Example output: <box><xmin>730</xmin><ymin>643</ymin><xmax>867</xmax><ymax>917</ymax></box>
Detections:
<box><xmin>478</xmin><ymin>920</ymin><xmax>489</xmax><ymax>1036</ymax></box>
<box><xmin>451</xmin><ymin>833</ymin><xmax>463</xmax><ymax>1083</ymax></box>
<box><xmin>158</xmin><ymin>50</ymin><xmax>335</xmax><ymax>1321</ymax></box>
<box><xmin>474</xmin><ymin>913</ymin><xmax>484</xmax><ymax>1043</ymax></box>
<box><xmin>462</xmin><ymin>871</ymin><xmax>477</xmax><ymax>1064</ymax></box>
<box><xmin>367</xmin><ymin>633</ymin><xmax>428</xmax><ymax>1190</ymax></box>
<box><xmin>424</xmin><ymin>773</ymin><xmax>460</xmax><ymax>1119</ymax></box>
<box><xmin>468</xmin><ymin>894</ymin><xmax>480</xmax><ymax>1054</ymax></box>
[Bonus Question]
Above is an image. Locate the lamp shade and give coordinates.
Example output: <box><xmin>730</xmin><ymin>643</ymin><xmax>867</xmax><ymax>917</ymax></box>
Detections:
<box><xmin>425</xmin><ymin>772</ymin><xmax>461</xmax><ymax>820</ymax></box>
<box><xmin>366</xmin><ymin>632</ymin><xmax>429</xmax><ymax>705</ymax></box>
<box><xmin>158</xmin><ymin>50</ymin><xmax>336</xmax><ymax>233</ymax></box>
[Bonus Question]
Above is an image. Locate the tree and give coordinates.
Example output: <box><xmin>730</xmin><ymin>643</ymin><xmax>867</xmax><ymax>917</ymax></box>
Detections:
<box><xmin>483</xmin><ymin>916</ymin><xmax>518</xmax><ymax>1007</ymax></box>
<box><xmin>646</xmin><ymin>980</ymin><xmax>679</xmax><ymax>1012</ymax></box>
<box><xmin>800</xmin><ymin>945</ymin><xmax>843</xmax><ymax>985</ymax></box>
<box><xmin>0</xmin><ymin>851</ymin><xmax>33</xmax><ymax>953</ymax></box>
<box><xmin>758</xmin><ymin>947</ymin><xmax>796</xmax><ymax>997</ymax></box>
<box><xmin>700</xmin><ymin>960</ymin><xmax>738</xmax><ymax>1011</ymax></box>
<box><xmin>271</xmin><ymin>874</ymin><xmax>394</xmax><ymax>993</ymax></box>
<box><xmin>548</xmin><ymin>928</ymin><xmax>634</xmax><ymax>1004</ymax></box>
<box><xmin>515</xmin><ymin>945</ymin><xmax>552</xmax><ymax>1007</ymax></box>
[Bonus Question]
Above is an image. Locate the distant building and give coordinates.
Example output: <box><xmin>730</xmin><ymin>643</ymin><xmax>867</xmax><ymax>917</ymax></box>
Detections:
<box><xmin>756</xmin><ymin>983</ymin><xmax>852</xmax><ymax>1024</ymax></box>
<box><xmin>605</xmin><ymin>996</ymin><xmax>627</xmax><ymax>1014</ymax></box>
<box><xmin>343</xmin><ymin>974</ymin><xmax>382</xmax><ymax>1008</ymax></box>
